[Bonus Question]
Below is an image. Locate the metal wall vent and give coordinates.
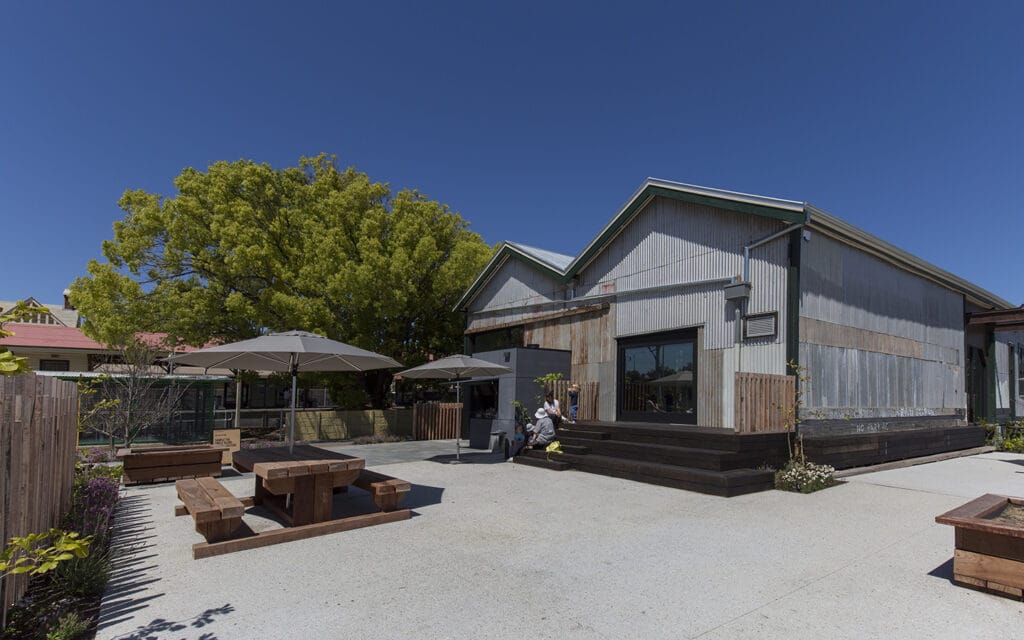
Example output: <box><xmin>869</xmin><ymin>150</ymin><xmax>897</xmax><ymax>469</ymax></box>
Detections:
<box><xmin>744</xmin><ymin>312</ymin><xmax>778</xmax><ymax>339</ymax></box>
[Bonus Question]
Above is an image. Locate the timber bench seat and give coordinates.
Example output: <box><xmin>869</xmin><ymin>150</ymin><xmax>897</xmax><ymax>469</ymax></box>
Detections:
<box><xmin>351</xmin><ymin>469</ymin><xmax>412</xmax><ymax>512</ymax></box>
<box><xmin>117</xmin><ymin>444</ymin><xmax>227</xmax><ymax>485</ymax></box>
<box><xmin>175</xmin><ymin>477</ymin><xmax>245</xmax><ymax>542</ymax></box>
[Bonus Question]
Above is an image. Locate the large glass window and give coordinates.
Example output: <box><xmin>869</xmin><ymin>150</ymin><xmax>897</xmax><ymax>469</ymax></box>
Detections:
<box><xmin>618</xmin><ymin>329</ymin><xmax>697</xmax><ymax>424</ymax></box>
<box><xmin>470</xmin><ymin>327</ymin><xmax>524</xmax><ymax>353</ymax></box>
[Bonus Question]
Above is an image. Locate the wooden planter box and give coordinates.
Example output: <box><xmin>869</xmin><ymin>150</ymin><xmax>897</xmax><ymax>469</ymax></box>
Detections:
<box><xmin>117</xmin><ymin>444</ymin><xmax>227</xmax><ymax>485</ymax></box>
<box><xmin>936</xmin><ymin>494</ymin><xmax>1024</xmax><ymax>600</ymax></box>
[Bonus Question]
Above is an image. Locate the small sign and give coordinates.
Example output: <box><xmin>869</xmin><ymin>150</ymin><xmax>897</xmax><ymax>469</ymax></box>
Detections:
<box><xmin>211</xmin><ymin>429</ymin><xmax>241</xmax><ymax>465</ymax></box>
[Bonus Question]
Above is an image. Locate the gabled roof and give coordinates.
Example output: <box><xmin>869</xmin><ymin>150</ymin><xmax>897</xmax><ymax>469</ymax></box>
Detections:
<box><xmin>456</xmin><ymin>178</ymin><xmax>1013</xmax><ymax>312</ymax></box>
<box><xmin>506</xmin><ymin>242</ymin><xmax>574</xmax><ymax>272</ymax></box>
<box><xmin>0</xmin><ymin>298</ymin><xmax>80</xmax><ymax>328</ymax></box>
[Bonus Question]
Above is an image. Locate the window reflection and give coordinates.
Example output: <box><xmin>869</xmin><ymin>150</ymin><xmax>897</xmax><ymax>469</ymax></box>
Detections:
<box><xmin>620</xmin><ymin>335</ymin><xmax>696</xmax><ymax>422</ymax></box>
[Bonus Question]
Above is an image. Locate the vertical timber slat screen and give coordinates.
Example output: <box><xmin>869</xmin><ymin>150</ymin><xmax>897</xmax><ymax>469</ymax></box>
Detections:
<box><xmin>0</xmin><ymin>375</ymin><xmax>79</xmax><ymax>625</ymax></box>
<box><xmin>413</xmin><ymin>402</ymin><xmax>463</xmax><ymax>440</ymax></box>
<box><xmin>734</xmin><ymin>372</ymin><xmax>796</xmax><ymax>433</ymax></box>
<box><xmin>548</xmin><ymin>380</ymin><xmax>599</xmax><ymax>421</ymax></box>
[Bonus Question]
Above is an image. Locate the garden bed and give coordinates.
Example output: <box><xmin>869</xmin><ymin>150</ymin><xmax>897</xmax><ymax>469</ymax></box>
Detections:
<box><xmin>936</xmin><ymin>493</ymin><xmax>1024</xmax><ymax>600</ymax></box>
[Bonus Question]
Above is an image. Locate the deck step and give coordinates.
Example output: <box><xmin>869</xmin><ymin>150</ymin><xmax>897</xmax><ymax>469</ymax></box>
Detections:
<box><xmin>556</xmin><ymin>438</ymin><xmax>784</xmax><ymax>471</ymax></box>
<box><xmin>568</xmin><ymin>453</ymin><xmax>774</xmax><ymax>497</ymax></box>
<box><xmin>513</xmin><ymin>452</ymin><xmax>572</xmax><ymax>471</ymax></box>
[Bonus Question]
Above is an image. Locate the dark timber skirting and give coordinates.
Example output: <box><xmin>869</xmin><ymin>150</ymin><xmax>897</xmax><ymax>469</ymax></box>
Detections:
<box><xmin>515</xmin><ymin>421</ymin><xmax>988</xmax><ymax>494</ymax></box>
<box><xmin>801</xmin><ymin>425</ymin><xmax>987</xmax><ymax>469</ymax></box>
<box><xmin>516</xmin><ymin>421</ymin><xmax>790</xmax><ymax>497</ymax></box>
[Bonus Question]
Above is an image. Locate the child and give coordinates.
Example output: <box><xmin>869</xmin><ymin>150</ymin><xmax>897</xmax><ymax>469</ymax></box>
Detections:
<box><xmin>507</xmin><ymin>423</ymin><xmax>528</xmax><ymax>461</ymax></box>
<box><xmin>568</xmin><ymin>383</ymin><xmax>580</xmax><ymax>423</ymax></box>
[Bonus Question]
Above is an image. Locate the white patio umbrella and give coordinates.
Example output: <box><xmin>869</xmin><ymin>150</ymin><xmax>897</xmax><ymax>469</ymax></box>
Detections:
<box><xmin>397</xmin><ymin>355</ymin><xmax>512</xmax><ymax>459</ymax></box>
<box><xmin>397</xmin><ymin>354</ymin><xmax>512</xmax><ymax>403</ymax></box>
<box><xmin>172</xmin><ymin>331</ymin><xmax>401</xmax><ymax>452</ymax></box>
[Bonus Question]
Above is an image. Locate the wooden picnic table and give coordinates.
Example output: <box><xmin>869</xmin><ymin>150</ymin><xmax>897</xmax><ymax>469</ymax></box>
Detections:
<box><xmin>232</xmin><ymin>445</ymin><xmax>365</xmax><ymax>526</ymax></box>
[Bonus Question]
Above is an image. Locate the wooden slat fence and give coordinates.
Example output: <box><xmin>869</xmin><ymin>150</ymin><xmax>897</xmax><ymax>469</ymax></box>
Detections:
<box><xmin>0</xmin><ymin>375</ymin><xmax>79</xmax><ymax>625</ymax></box>
<box><xmin>413</xmin><ymin>402</ymin><xmax>463</xmax><ymax>440</ymax></box>
<box><xmin>734</xmin><ymin>372</ymin><xmax>796</xmax><ymax>433</ymax></box>
<box><xmin>548</xmin><ymin>380</ymin><xmax>599</xmax><ymax>421</ymax></box>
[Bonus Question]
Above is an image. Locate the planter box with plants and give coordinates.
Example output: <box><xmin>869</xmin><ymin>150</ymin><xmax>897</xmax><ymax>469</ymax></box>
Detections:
<box><xmin>936</xmin><ymin>493</ymin><xmax>1024</xmax><ymax>600</ymax></box>
<box><xmin>116</xmin><ymin>444</ymin><xmax>227</xmax><ymax>485</ymax></box>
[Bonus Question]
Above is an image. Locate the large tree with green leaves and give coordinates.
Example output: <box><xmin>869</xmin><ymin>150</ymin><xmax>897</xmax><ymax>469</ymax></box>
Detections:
<box><xmin>70</xmin><ymin>154</ymin><xmax>493</xmax><ymax>406</ymax></box>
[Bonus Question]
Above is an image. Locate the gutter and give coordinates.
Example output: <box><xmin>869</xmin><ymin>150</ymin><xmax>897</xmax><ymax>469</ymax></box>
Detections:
<box><xmin>468</xmin><ymin>276</ymin><xmax>736</xmax><ymax>319</ymax></box>
<box><xmin>743</xmin><ymin>212</ymin><xmax>810</xmax><ymax>282</ymax></box>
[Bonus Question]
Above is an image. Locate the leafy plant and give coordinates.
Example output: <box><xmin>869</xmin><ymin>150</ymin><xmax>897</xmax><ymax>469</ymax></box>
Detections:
<box><xmin>775</xmin><ymin>459</ymin><xmax>837</xmax><ymax>493</ymax></box>
<box><xmin>48</xmin><ymin>548</ymin><xmax>112</xmax><ymax>599</ymax></box>
<box><xmin>65</xmin><ymin>476</ymin><xmax>121</xmax><ymax>544</ymax></box>
<box><xmin>46</xmin><ymin>611</ymin><xmax>90</xmax><ymax>640</ymax></box>
<box><xmin>0</xmin><ymin>529</ymin><xmax>91</xmax><ymax>579</ymax></box>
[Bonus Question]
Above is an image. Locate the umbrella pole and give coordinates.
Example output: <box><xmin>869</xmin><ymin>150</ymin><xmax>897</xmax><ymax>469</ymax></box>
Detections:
<box><xmin>289</xmin><ymin>358</ymin><xmax>298</xmax><ymax>454</ymax></box>
<box><xmin>455</xmin><ymin>380</ymin><xmax>460</xmax><ymax>460</ymax></box>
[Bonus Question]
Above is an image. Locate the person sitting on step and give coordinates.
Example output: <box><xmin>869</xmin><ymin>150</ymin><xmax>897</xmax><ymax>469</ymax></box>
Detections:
<box><xmin>528</xmin><ymin>407</ymin><xmax>557</xmax><ymax>449</ymax></box>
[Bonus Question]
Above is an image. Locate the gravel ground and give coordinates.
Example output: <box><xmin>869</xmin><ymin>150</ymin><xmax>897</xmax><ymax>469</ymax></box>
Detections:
<box><xmin>95</xmin><ymin>446</ymin><xmax>1024</xmax><ymax>640</ymax></box>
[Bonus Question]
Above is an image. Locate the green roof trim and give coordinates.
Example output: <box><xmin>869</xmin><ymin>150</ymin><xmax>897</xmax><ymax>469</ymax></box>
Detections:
<box><xmin>570</xmin><ymin>183</ymin><xmax>805</xmax><ymax>273</ymax></box>
<box><xmin>456</xmin><ymin>178</ymin><xmax>1013</xmax><ymax>313</ymax></box>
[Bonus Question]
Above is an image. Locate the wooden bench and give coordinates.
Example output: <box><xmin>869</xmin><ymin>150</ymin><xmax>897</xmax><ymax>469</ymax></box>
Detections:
<box><xmin>351</xmin><ymin>469</ymin><xmax>411</xmax><ymax>512</ymax></box>
<box><xmin>175</xmin><ymin>477</ymin><xmax>245</xmax><ymax>542</ymax></box>
<box><xmin>118</xmin><ymin>444</ymin><xmax>227</xmax><ymax>485</ymax></box>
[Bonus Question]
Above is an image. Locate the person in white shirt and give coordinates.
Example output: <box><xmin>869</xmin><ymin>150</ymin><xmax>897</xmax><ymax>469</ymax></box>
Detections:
<box><xmin>543</xmin><ymin>389</ymin><xmax>562</xmax><ymax>426</ymax></box>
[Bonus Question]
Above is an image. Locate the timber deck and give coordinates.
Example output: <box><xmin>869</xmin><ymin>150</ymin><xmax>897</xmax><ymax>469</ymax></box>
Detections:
<box><xmin>515</xmin><ymin>421</ymin><xmax>988</xmax><ymax>496</ymax></box>
<box><xmin>516</xmin><ymin>421</ymin><xmax>789</xmax><ymax>497</ymax></box>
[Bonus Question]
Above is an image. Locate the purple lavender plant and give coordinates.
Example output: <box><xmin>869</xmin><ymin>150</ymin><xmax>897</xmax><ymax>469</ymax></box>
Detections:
<box><xmin>67</xmin><ymin>476</ymin><xmax>121</xmax><ymax>542</ymax></box>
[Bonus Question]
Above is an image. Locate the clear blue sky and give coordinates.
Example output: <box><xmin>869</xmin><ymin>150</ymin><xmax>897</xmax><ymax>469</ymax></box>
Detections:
<box><xmin>3</xmin><ymin>1</ymin><xmax>1021</xmax><ymax>305</ymax></box>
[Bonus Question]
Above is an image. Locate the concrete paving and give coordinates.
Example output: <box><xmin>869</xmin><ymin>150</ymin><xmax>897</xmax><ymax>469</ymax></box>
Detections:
<box><xmin>95</xmin><ymin>446</ymin><xmax>1024</xmax><ymax>640</ymax></box>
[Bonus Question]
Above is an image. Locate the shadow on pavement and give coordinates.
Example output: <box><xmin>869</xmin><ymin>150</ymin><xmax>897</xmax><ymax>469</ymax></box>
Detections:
<box><xmin>97</xmin><ymin>494</ymin><xmax>165</xmax><ymax>633</ymax></box>
<box><xmin>426</xmin><ymin>451</ymin><xmax>507</xmax><ymax>465</ymax></box>
<box><xmin>927</xmin><ymin>557</ymin><xmax>954</xmax><ymax>582</ymax></box>
<box><xmin>107</xmin><ymin>603</ymin><xmax>235</xmax><ymax>640</ymax></box>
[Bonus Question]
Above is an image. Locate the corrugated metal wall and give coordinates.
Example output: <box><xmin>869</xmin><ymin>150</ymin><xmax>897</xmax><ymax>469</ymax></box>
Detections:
<box><xmin>464</xmin><ymin>196</ymin><xmax>794</xmax><ymax>426</ymax></box>
<box><xmin>995</xmin><ymin>331</ymin><xmax>1024</xmax><ymax>419</ymax></box>
<box><xmin>800</xmin><ymin>233</ymin><xmax>966</xmax><ymax>419</ymax></box>
<box><xmin>578</xmin><ymin>197</ymin><xmax>790</xmax><ymax>352</ymax></box>
<box><xmin>466</xmin><ymin>257</ymin><xmax>565</xmax><ymax>332</ymax></box>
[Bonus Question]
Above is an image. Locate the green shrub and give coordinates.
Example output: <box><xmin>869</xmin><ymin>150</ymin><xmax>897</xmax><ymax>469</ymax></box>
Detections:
<box><xmin>1001</xmin><ymin>437</ymin><xmax>1024</xmax><ymax>453</ymax></box>
<box><xmin>350</xmin><ymin>433</ymin><xmax>409</xmax><ymax>445</ymax></box>
<box><xmin>48</xmin><ymin>549</ymin><xmax>111</xmax><ymax>599</ymax></box>
<box><xmin>775</xmin><ymin>460</ymin><xmax>836</xmax><ymax>493</ymax></box>
<box><xmin>46</xmin><ymin>612</ymin><xmax>89</xmax><ymax>640</ymax></box>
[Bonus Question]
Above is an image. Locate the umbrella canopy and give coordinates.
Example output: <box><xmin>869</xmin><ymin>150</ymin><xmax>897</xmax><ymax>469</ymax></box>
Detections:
<box><xmin>170</xmin><ymin>330</ymin><xmax>402</xmax><ymax>372</ymax></box>
<box><xmin>172</xmin><ymin>331</ymin><xmax>401</xmax><ymax>451</ymax></box>
<box><xmin>397</xmin><ymin>354</ymin><xmax>512</xmax><ymax>460</ymax></box>
<box><xmin>397</xmin><ymin>354</ymin><xmax>512</xmax><ymax>381</ymax></box>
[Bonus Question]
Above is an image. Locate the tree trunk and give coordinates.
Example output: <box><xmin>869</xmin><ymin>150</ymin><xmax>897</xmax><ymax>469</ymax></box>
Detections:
<box><xmin>364</xmin><ymin>370</ymin><xmax>393</xmax><ymax>409</ymax></box>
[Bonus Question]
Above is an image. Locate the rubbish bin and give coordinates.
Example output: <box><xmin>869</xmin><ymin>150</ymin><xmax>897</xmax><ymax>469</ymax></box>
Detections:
<box><xmin>488</xmin><ymin>431</ymin><xmax>507</xmax><ymax>454</ymax></box>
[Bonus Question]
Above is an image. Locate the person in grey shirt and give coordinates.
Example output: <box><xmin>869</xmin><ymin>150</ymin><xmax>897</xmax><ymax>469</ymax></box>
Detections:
<box><xmin>528</xmin><ymin>408</ymin><xmax>557</xmax><ymax>448</ymax></box>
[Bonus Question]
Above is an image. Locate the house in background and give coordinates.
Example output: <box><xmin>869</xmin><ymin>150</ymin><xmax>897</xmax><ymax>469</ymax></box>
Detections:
<box><xmin>457</xmin><ymin>179</ymin><xmax>1024</xmax><ymax>437</ymax></box>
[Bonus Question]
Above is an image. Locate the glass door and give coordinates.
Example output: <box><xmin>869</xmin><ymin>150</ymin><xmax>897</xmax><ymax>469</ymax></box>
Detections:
<box><xmin>617</xmin><ymin>329</ymin><xmax>698</xmax><ymax>424</ymax></box>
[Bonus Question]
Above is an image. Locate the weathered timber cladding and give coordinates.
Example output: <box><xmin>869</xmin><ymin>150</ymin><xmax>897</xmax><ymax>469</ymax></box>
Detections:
<box><xmin>0</xmin><ymin>375</ymin><xmax>79</xmax><ymax>624</ymax></box>
<box><xmin>412</xmin><ymin>402</ymin><xmax>462</xmax><ymax>440</ymax></box>
<box><xmin>523</xmin><ymin>307</ymin><xmax>613</xmax><ymax>386</ymax></box>
<box><xmin>800</xmin><ymin>233</ymin><xmax>966</xmax><ymax>420</ymax></box>
<box><xmin>734</xmin><ymin>372</ymin><xmax>795</xmax><ymax>433</ymax></box>
<box><xmin>697</xmin><ymin>329</ymin><xmax>724</xmax><ymax>428</ymax></box>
